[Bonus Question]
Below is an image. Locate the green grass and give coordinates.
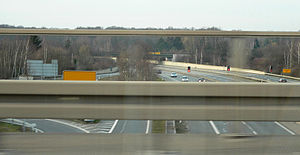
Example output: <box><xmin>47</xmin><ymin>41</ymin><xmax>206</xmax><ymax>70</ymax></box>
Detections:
<box><xmin>155</xmin><ymin>77</ymin><xmax>164</xmax><ymax>81</ymax></box>
<box><xmin>0</xmin><ymin>122</ymin><xmax>31</xmax><ymax>132</ymax></box>
<box><xmin>152</xmin><ymin>120</ymin><xmax>166</xmax><ymax>133</ymax></box>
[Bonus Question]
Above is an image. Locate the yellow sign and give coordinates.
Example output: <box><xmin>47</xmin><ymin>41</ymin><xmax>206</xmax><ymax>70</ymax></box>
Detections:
<box><xmin>282</xmin><ymin>69</ymin><xmax>291</xmax><ymax>73</ymax></box>
<box><xmin>63</xmin><ymin>71</ymin><xmax>96</xmax><ymax>81</ymax></box>
<box><xmin>148</xmin><ymin>52</ymin><xmax>160</xmax><ymax>55</ymax></box>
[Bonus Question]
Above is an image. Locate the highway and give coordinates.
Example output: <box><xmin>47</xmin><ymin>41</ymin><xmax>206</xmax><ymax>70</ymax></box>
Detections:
<box><xmin>157</xmin><ymin>65</ymin><xmax>297</xmax><ymax>135</ymax></box>
<box><xmin>112</xmin><ymin>120</ymin><xmax>150</xmax><ymax>134</ymax></box>
<box><xmin>158</xmin><ymin>65</ymin><xmax>254</xmax><ymax>82</ymax></box>
<box><xmin>22</xmin><ymin>119</ymin><xmax>85</xmax><ymax>133</ymax></box>
<box><xmin>198</xmin><ymin>68</ymin><xmax>300</xmax><ymax>83</ymax></box>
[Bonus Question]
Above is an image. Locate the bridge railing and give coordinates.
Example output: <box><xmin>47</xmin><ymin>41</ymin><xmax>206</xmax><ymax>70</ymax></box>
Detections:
<box><xmin>0</xmin><ymin>80</ymin><xmax>300</xmax><ymax>121</ymax></box>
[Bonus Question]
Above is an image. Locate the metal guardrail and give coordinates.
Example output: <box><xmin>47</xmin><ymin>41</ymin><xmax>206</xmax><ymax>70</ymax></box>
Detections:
<box><xmin>1</xmin><ymin>28</ymin><xmax>300</xmax><ymax>37</ymax></box>
<box><xmin>0</xmin><ymin>80</ymin><xmax>300</xmax><ymax>121</ymax></box>
<box><xmin>0</xmin><ymin>119</ymin><xmax>43</xmax><ymax>133</ymax></box>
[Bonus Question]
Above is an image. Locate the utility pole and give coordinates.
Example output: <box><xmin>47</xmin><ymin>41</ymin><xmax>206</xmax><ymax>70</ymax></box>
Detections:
<box><xmin>298</xmin><ymin>42</ymin><xmax>300</xmax><ymax>65</ymax></box>
<box><xmin>195</xmin><ymin>48</ymin><xmax>198</xmax><ymax>64</ymax></box>
<box><xmin>200</xmin><ymin>50</ymin><xmax>203</xmax><ymax>64</ymax></box>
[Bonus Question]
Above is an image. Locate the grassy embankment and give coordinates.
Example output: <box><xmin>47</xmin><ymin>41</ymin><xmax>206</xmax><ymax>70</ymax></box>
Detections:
<box><xmin>0</xmin><ymin>122</ymin><xmax>32</xmax><ymax>132</ymax></box>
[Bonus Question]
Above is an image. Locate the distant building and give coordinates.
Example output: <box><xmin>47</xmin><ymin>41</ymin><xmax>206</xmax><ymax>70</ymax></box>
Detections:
<box><xmin>172</xmin><ymin>54</ymin><xmax>190</xmax><ymax>62</ymax></box>
<box><xmin>27</xmin><ymin>60</ymin><xmax>58</xmax><ymax>78</ymax></box>
<box><xmin>18</xmin><ymin>76</ymin><xmax>33</xmax><ymax>80</ymax></box>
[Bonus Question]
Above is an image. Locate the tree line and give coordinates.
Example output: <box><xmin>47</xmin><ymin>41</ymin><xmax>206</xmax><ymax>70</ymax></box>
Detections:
<box><xmin>1</xmin><ymin>25</ymin><xmax>300</xmax><ymax>79</ymax></box>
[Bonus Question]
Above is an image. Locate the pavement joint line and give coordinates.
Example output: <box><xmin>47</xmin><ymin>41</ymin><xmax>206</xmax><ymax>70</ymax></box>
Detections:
<box><xmin>274</xmin><ymin>121</ymin><xmax>296</xmax><ymax>135</ymax></box>
<box><xmin>209</xmin><ymin>121</ymin><xmax>220</xmax><ymax>135</ymax></box>
<box><xmin>120</xmin><ymin>120</ymin><xmax>127</xmax><ymax>133</ymax></box>
<box><xmin>84</xmin><ymin>126</ymin><xmax>97</xmax><ymax>130</ymax></box>
<box><xmin>45</xmin><ymin>119</ymin><xmax>90</xmax><ymax>133</ymax></box>
<box><xmin>98</xmin><ymin>129</ymin><xmax>109</xmax><ymax>131</ymax></box>
<box><xmin>241</xmin><ymin>121</ymin><xmax>257</xmax><ymax>135</ymax></box>
<box><xmin>146</xmin><ymin>120</ymin><xmax>150</xmax><ymax>134</ymax></box>
<box><xmin>102</xmin><ymin>128</ymin><xmax>112</xmax><ymax>130</ymax></box>
<box><xmin>109</xmin><ymin>120</ymin><xmax>119</xmax><ymax>133</ymax></box>
<box><xmin>89</xmin><ymin>129</ymin><xmax>107</xmax><ymax>132</ymax></box>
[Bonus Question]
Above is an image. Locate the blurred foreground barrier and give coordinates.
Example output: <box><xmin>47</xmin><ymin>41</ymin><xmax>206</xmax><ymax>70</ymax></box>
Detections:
<box><xmin>1</xmin><ymin>134</ymin><xmax>300</xmax><ymax>155</ymax></box>
<box><xmin>0</xmin><ymin>80</ymin><xmax>300</xmax><ymax>121</ymax></box>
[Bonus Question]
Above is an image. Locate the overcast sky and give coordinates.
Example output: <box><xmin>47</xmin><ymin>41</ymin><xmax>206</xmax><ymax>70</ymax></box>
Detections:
<box><xmin>1</xmin><ymin>0</ymin><xmax>300</xmax><ymax>31</ymax></box>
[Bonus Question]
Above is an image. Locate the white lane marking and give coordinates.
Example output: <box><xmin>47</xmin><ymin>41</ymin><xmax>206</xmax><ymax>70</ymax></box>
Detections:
<box><xmin>146</xmin><ymin>120</ymin><xmax>150</xmax><ymax>134</ymax></box>
<box><xmin>209</xmin><ymin>121</ymin><xmax>220</xmax><ymax>135</ymax></box>
<box><xmin>241</xmin><ymin>121</ymin><xmax>257</xmax><ymax>135</ymax></box>
<box><xmin>108</xmin><ymin>120</ymin><xmax>119</xmax><ymax>133</ymax></box>
<box><xmin>45</xmin><ymin>119</ymin><xmax>89</xmax><ymax>133</ymax></box>
<box><xmin>275</xmin><ymin>121</ymin><xmax>296</xmax><ymax>135</ymax></box>
<box><xmin>34</xmin><ymin>128</ymin><xmax>44</xmax><ymax>133</ymax></box>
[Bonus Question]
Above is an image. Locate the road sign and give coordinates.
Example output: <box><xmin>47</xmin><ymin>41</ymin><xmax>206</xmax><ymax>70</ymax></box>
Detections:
<box><xmin>148</xmin><ymin>52</ymin><xmax>160</xmax><ymax>55</ymax></box>
<box><xmin>282</xmin><ymin>69</ymin><xmax>291</xmax><ymax>73</ymax></box>
<box><xmin>63</xmin><ymin>71</ymin><xmax>96</xmax><ymax>81</ymax></box>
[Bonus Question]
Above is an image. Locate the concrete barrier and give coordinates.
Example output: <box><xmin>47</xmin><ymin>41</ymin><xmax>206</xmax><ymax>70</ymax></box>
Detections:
<box><xmin>161</xmin><ymin>61</ymin><xmax>300</xmax><ymax>81</ymax></box>
<box><xmin>162</xmin><ymin>61</ymin><xmax>265</xmax><ymax>75</ymax></box>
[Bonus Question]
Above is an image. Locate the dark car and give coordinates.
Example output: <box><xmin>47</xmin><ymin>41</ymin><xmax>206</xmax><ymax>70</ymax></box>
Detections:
<box><xmin>156</xmin><ymin>70</ymin><xmax>162</xmax><ymax>74</ymax></box>
<box><xmin>198</xmin><ymin>78</ymin><xmax>206</xmax><ymax>82</ymax></box>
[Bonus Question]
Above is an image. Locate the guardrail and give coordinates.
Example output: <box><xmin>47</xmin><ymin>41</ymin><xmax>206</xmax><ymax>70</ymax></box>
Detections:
<box><xmin>0</xmin><ymin>118</ymin><xmax>43</xmax><ymax>133</ymax></box>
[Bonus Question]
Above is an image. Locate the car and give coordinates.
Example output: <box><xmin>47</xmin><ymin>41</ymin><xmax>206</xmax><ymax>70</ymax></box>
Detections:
<box><xmin>170</xmin><ymin>72</ymin><xmax>177</xmax><ymax>78</ymax></box>
<box><xmin>198</xmin><ymin>78</ymin><xmax>206</xmax><ymax>82</ymax></box>
<box><xmin>156</xmin><ymin>70</ymin><xmax>162</xmax><ymax>74</ymax></box>
<box><xmin>181</xmin><ymin>76</ymin><xmax>189</xmax><ymax>82</ymax></box>
<box><xmin>278</xmin><ymin>78</ymin><xmax>288</xmax><ymax>83</ymax></box>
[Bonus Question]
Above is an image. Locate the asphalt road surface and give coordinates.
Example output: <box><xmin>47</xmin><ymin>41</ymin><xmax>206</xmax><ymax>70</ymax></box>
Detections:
<box><xmin>22</xmin><ymin>119</ymin><xmax>85</xmax><ymax>133</ymax></box>
<box><xmin>112</xmin><ymin>120</ymin><xmax>149</xmax><ymax>134</ymax></box>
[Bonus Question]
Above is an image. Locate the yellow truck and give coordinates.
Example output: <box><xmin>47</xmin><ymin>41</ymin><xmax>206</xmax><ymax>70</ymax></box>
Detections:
<box><xmin>63</xmin><ymin>71</ymin><xmax>96</xmax><ymax>81</ymax></box>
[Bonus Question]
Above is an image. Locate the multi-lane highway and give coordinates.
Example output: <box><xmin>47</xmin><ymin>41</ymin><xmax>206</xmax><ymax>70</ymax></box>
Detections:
<box><xmin>112</xmin><ymin>120</ymin><xmax>151</xmax><ymax>134</ymax></box>
<box><xmin>156</xmin><ymin>64</ymin><xmax>299</xmax><ymax>135</ymax></box>
<box><xmin>22</xmin><ymin>119</ymin><xmax>85</xmax><ymax>133</ymax></box>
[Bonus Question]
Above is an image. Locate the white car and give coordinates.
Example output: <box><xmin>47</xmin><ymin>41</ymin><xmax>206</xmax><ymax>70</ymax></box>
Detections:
<box><xmin>182</xmin><ymin>76</ymin><xmax>189</xmax><ymax>82</ymax></box>
<box><xmin>170</xmin><ymin>72</ymin><xmax>177</xmax><ymax>78</ymax></box>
